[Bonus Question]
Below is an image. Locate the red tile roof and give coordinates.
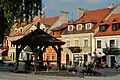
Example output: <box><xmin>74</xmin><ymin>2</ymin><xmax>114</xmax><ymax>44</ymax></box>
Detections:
<box><xmin>95</xmin><ymin>13</ymin><xmax>120</xmax><ymax>37</ymax></box>
<box><xmin>50</xmin><ymin>23</ymin><xmax>68</xmax><ymax>38</ymax></box>
<box><xmin>63</xmin><ymin>8</ymin><xmax>112</xmax><ymax>35</ymax></box>
<box><xmin>78</xmin><ymin>8</ymin><xmax>112</xmax><ymax>23</ymax></box>
<box><xmin>40</xmin><ymin>16</ymin><xmax>59</xmax><ymax>26</ymax></box>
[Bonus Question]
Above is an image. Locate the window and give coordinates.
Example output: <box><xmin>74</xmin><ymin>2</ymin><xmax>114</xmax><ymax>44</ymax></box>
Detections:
<box><xmin>52</xmin><ymin>56</ymin><xmax>54</xmax><ymax>60</ymax></box>
<box><xmin>13</xmin><ymin>45</ymin><xmax>15</xmax><ymax>47</ymax></box>
<box><xmin>76</xmin><ymin>24</ymin><xmax>82</xmax><ymax>30</ymax></box>
<box><xmin>99</xmin><ymin>25</ymin><xmax>107</xmax><ymax>32</ymax></box>
<box><xmin>73</xmin><ymin>54</ymin><xmax>79</xmax><ymax>62</ymax></box>
<box><xmin>66</xmin><ymin>41</ymin><xmax>70</xmax><ymax>47</ymax></box>
<box><xmin>68</xmin><ymin>25</ymin><xmax>73</xmax><ymax>31</ymax></box>
<box><xmin>112</xmin><ymin>24</ymin><xmax>120</xmax><ymax>31</ymax></box>
<box><xmin>85</xmin><ymin>23</ymin><xmax>91</xmax><ymax>30</ymax></box>
<box><xmin>11</xmin><ymin>43</ymin><xmax>13</xmax><ymax>47</ymax></box>
<box><xmin>84</xmin><ymin>54</ymin><xmax>88</xmax><ymax>63</ymax></box>
<box><xmin>15</xmin><ymin>30</ymin><xmax>17</xmax><ymax>32</ymax></box>
<box><xmin>110</xmin><ymin>40</ymin><xmax>115</xmax><ymax>48</ymax></box>
<box><xmin>20</xmin><ymin>29</ymin><xmax>22</xmax><ymax>32</ymax></box>
<box><xmin>10</xmin><ymin>54</ymin><xmax>12</xmax><ymax>59</ymax></box>
<box><xmin>6</xmin><ymin>40</ymin><xmax>8</xmax><ymax>46</ymax></box>
<box><xmin>97</xmin><ymin>40</ymin><xmax>101</xmax><ymax>48</ymax></box>
<box><xmin>47</xmin><ymin>56</ymin><xmax>49</xmax><ymax>60</ymax></box>
<box><xmin>75</xmin><ymin>40</ymin><xmax>79</xmax><ymax>46</ymax></box>
<box><xmin>84</xmin><ymin>40</ymin><xmax>88</xmax><ymax>47</ymax></box>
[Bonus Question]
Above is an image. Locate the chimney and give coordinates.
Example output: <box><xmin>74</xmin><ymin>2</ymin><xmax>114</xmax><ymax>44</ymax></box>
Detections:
<box><xmin>60</xmin><ymin>11</ymin><xmax>69</xmax><ymax>18</ymax></box>
<box><xmin>42</xmin><ymin>12</ymin><xmax>45</xmax><ymax>18</ymax></box>
<box><xmin>108</xmin><ymin>4</ymin><xmax>115</xmax><ymax>9</ymax></box>
<box><xmin>76</xmin><ymin>8</ymin><xmax>85</xmax><ymax>19</ymax></box>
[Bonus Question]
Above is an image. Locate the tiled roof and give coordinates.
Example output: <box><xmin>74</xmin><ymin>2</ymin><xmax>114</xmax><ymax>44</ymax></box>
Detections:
<box><xmin>95</xmin><ymin>13</ymin><xmax>120</xmax><ymax>37</ymax></box>
<box><xmin>63</xmin><ymin>8</ymin><xmax>112</xmax><ymax>35</ymax></box>
<box><xmin>40</xmin><ymin>16</ymin><xmax>59</xmax><ymax>26</ymax></box>
<box><xmin>9</xmin><ymin>16</ymin><xmax>59</xmax><ymax>37</ymax></box>
<box><xmin>77</xmin><ymin>8</ymin><xmax>112</xmax><ymax>23</ymax></box>
<box><xmin>99</xmin><ymin>20</ymin><xmax>110</xmax><ymax>25</ymax></box>
<box><xmin>51</xmin><ymin>23</ymin><xmax>68</xmax><ymax>31</ymax></box>
<box><xmin>50</xmin><ymin>23</ymin><xmax>68</xmax><ymax>38</ymax></box>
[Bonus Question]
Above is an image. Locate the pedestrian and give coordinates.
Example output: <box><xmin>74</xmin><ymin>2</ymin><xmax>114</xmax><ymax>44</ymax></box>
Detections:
<box><xmin>83</xmin><ymin>62</ymin><xmax>87</xmax><ymax>70</ymax></box>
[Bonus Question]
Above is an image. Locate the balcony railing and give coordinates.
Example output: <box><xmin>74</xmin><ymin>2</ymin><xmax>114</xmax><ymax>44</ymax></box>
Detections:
<box><xmin>103</xmin><ymin>48</ymin><xmax>120</xmax><ymax>55</ymax></box>
<box><xmin>68</xmin><ymin>47</ymin><xmax>82</xmax><ymax>53</ymax></box>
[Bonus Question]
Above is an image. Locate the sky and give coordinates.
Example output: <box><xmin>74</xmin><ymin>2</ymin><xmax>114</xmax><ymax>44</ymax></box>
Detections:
<box><xmin>42</xmin><ymin>0</ymin><xmax>120</xmax><ymax>19</ymax></box>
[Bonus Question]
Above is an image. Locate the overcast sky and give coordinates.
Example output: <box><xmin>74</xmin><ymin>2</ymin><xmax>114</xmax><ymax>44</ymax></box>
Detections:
<box><xmin>43</xmin><ymin>0</ymin><xmax>120</xmax><ymax>19</ymax></box>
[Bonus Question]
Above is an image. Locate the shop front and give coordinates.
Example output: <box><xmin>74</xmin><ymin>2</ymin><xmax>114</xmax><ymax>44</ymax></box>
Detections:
<box><xmin>103</xmin><ymin>48</ymin><xmax>120</xmax><ymax>68</ymax></box>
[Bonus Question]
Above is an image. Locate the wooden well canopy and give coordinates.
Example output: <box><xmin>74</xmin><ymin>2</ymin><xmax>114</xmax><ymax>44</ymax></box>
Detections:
<box><xmin>12</xmin><ymin>29</ymin><xmax>65</xmax><ymax>45</ymax></box>
<box><xmin>12</xmin><ymin>28</ymin><xmax>65</xmax><ymax>71</ymax></box>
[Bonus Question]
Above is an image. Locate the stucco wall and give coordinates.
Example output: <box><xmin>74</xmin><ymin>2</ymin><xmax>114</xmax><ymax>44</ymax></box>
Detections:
<box><xmin>95</xmin><ymin>35</ymin><xmax>120</xmax><ymax>53</ymax></box>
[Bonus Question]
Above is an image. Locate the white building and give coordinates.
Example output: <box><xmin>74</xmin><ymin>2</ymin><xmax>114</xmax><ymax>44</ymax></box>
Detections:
<box><xmin>95</xmin><ymin>13</ymin><xmax>120</xmax><ymax>68</ymax></box>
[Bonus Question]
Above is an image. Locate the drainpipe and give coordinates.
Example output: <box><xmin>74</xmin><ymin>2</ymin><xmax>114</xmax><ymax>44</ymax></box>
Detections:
<box><xmin>90</xmin><ymin>34</ymin><xmax>92</xmax><ymax>62</ymax></box>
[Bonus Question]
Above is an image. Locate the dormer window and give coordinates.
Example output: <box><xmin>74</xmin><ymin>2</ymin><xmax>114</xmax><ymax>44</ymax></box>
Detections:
<box><xmin>76</xmin><ymin>24</ymin><xmax>82</xmax><ymax>30</ymax></box>
<box><xmin>99</xmin><ymin>25</ymin><xmax>107</xmax><ymax>32</ymax></box>
<box><xmin>15</xmin><ymin>30</ymin><xmax>17</xmax><ymax>32</ymax></box>
<box><xmin>85</xmin><ymin>23</ymin><xmax>92</xmax><ymax>30</ymax></box>
<box><xmin>112</xmin><ymin>23</ymin><xmax>120</xmax><ymax>31</ymax></box>
<box><xmin>19</xmin><ymin>27</ymin><xmax>23</xmax><ymax>32</ymax></box>
<box><xmin>68</xmin><ymin>25</ymin><xmax>73</xmax><ymax>31</ymax></box>
<box><xmin>14</xmin><ymin>28</ymin><xmax>18</xmax><ymax>33</ymax></box>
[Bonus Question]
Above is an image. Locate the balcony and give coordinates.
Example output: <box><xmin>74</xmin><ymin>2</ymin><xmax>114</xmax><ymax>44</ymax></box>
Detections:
<box><xmin>68</xmin><ymin>47</ymin><xmax>82</xmax><ymax>53</ymax></box>
<box><xmin>103</xmin><ymin>48</ymin><xmax>120</xmax><ymax>55</ymax></box>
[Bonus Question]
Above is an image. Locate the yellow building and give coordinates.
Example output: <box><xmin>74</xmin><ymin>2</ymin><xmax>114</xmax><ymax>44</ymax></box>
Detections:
<box><xmin>60</xmin><ymin>7</ymin><xmax>113</xmax><ymax>66</ymax></box>
<box><xmin>61</xmin><ymin>22</ymin><xmax>94</xmax><ymax>65</ymax></box>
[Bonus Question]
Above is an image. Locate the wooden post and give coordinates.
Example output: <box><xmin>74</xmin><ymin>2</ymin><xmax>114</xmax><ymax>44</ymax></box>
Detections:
<box><xmin>26</xmin><ymin>53</ymin><xmax>30</xmax><ymax>71</ymax></box>
<box><xmin>57</xmin><ymin>45</ymin><xmax>62</xmax><ymax>71</ymax></box>
<box><xmin>15</xmin><ymin>45</ymin><xmax>19</xmax><ymax>70</ymax></box>
<box><xmin>38</xmin><ymin>46</ymin><xmax>43</xmax><ymax>70</ymax></box>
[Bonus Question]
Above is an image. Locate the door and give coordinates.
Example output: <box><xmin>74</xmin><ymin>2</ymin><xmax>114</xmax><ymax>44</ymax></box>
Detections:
<box><xmin>66</xmin><ymin>54</ymin><xmax>69</xmax><ymax>65</ymax></box>
<box><xmin>111</xmin><ymin>56</ymin><xmax>115</xmax><ymax>68</ymax></box>
<box><xmin>84</xmin><ymin>54</ymin><xmax>88</xmax><ymax>63</ymax></box>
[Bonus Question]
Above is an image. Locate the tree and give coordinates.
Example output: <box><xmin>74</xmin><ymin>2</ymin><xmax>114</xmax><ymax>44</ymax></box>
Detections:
<box><xmin>0</xmin><ymin>0</ymin><xmax>42</xmax><ymax>44</ymax></box>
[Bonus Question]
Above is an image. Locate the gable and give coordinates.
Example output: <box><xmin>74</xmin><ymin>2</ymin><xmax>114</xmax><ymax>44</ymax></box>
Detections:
<box><xmin>40</xmin><ymin>24</ymin><xmax>46</xmax><ymax>29</ymax></box>
<box><xmin>30</xmin><ymin>25</ymin><xmax>37</xmax><ymax>32</ymax></box>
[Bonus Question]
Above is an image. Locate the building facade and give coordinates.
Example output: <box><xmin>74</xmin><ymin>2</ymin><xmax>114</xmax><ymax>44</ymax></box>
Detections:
<box><xmin>95</xmin><ymin>13</ymin><xmax>120</xmax><ymax>68</ymax></box>
<box><xmin>4</xmin><ymin>11</ymin><xmax>69</xmax><ymax>62</ymax></box>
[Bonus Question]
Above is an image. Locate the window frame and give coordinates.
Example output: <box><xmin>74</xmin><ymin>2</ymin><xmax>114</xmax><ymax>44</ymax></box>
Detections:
<box><xmin>75</xmin><ymin>40</ymin><xmax>79</xmax><ymax>46</ymax></box>
<box><xmin>84</xmin><ymin>39</ymin><xmax>88</xmax><ymax>47</ymax></box>
<box><xmin>66</xmin><ymin>40</ymin><xmax>70</xmax><ymax>47</ymax></box>
<box><xmin>97</xmin><ymin>40</ymin><xmax>101</xmax><ymax>48</ymax></box>
<box><xmin>110</xmin><ymin>40</ymin><xmax>115</xmax><ymax>48</ymax></box>
<box><xmin>112</xmin><ymin>23</ymin><xmax>120</xmax><ymax>31</ymax></box>
<box><xmin>76</xmin><ymin>24</ymin><xmax>82</xmax><ymax>30</ymax></box>
<box><xmin>85</xmin><ymin>23</ymin><xmax>91</xmax><ymax>30</ymax></box>
<box><xmin>68</xmin><ymin>25</ymin><xmax>73</xmax><ymax>31</ymax></box>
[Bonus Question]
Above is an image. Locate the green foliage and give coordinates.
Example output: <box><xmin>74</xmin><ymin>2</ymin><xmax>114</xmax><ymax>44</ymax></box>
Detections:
<box><xmin>0</xmin><ymin>0</ymin><xmax>42</xmax><ymax>44</ymax></box>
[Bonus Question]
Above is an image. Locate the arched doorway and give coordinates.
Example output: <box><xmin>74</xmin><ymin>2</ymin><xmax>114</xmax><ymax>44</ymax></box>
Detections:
<box><xmin>66</xmin><ymin>54</ymin><xmax>69</xmax><ymax>65</ymax></box>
